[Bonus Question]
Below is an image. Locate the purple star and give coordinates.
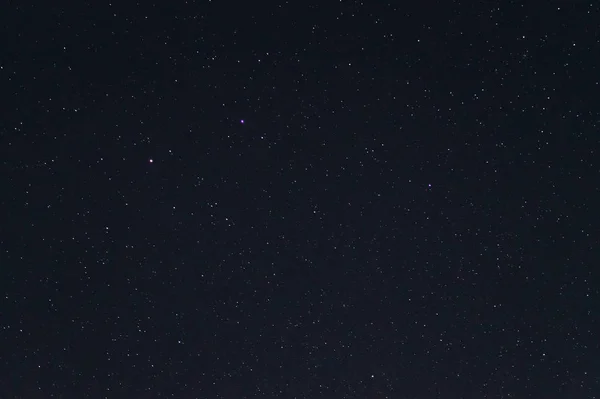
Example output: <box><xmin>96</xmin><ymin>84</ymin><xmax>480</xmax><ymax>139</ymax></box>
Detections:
<box><xmin>240</xmin><ymin>119</ymin><xmax>245</xmax><ymax>124</ymax></box>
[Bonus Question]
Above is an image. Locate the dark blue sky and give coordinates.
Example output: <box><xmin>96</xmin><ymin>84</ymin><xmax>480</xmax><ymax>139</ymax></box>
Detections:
<box><xmin>1</xmin><ymin>1</ymin><xmax>599</xmax><ymax>398</ymax></box>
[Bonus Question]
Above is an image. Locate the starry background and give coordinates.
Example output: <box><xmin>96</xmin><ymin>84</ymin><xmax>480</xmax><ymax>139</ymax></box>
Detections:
<box><xmin>1</xmin><ymin>1</ymin><xmax>599</xmax><ymax>398</ymax></box>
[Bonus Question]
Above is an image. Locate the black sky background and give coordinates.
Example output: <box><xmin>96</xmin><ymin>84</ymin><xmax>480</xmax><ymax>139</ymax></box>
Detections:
<box><xmin>1</xmin><ymin>1</ymin><xmax>599</xmax><ymax>398</ymax></box>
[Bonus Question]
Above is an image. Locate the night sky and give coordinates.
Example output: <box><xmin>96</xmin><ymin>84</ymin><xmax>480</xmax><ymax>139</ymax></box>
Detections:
<box><xmin>1</xmin><ymin>1</ymin><xmax>600</xmax><ymax>398</ymax></box>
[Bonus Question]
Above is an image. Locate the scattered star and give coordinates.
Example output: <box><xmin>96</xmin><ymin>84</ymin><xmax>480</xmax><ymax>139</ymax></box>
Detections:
<box><xmin>2</xmin><ymin>2</ymin><xmax>597</xmax><ymax>398</ymax></box>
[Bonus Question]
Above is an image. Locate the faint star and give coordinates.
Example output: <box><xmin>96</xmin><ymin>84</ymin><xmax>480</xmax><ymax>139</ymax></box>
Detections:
<box><xmin>149</xmin><ymin>158</ymin><xmax>153</xmax><ymax>163</ymax></box>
